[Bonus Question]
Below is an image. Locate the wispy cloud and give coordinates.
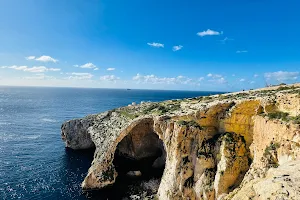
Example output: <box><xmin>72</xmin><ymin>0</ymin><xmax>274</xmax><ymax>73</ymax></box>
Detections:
<box><xmin>208</xmin><ymin>77</ymin><xmax>227</xmax><ymax>84</ymax></box>
<box><xmin>100</xmin><ymin>75</ymin><xmax>120</xmax><ymax>82</ymax></box>
<box><xmin>133</xmin><ymin>74</ymin><xmax>195</xmax><ymax>85</ymax></box>
<box><xmin>24</xmin><ymin>73</ymin><xmax>56</xmax><ymax>80</ymax></box>
<box><xmin>207</xmin><ymin>73</ymin><xmax>222</xmax><ymax>78</ymax></box>
<box><xmin>66</xmin><ymin>72</ymin><xmax>93</xmax><ymax>80</ymax></box>
<box><xmin>78</xmin><ymin>63</ymin><xmax>97</xmax><ymax>69</ymax></box>
<box><xmin>206</xmin><ymin>73</ymin><xmax>227</xmax><ymax>84</ymax></box>
<box><xmin>25</xmin><ymin>56</ymin><xmax>36</xmax><ymax>60</ymax></box>
<box><xmin>240</xmin><ymin>78</ymin><xmax>246</xmax><ymax>82</ymax></box>
<box><xmin>94</xmin><ymin>68</ymin><xmax>99</xmax><ymax>71</ymax></box>
<box><xmin>197</xmin><ymin>29</ymin><xmax>222</xmax><ymax>37</ymax></box>
<box><xmin>2</xmin><ymin>65</ymin><xmax>60</xmax><ymax>73</ymax></box>
<box><xmin>26</xmin><ymin>55</ymin><xmax>58</xmax><ymax>63</ymax></box>
<box><xmin>36</xmin><ymin>56</ymin><xmax>58</xmax><ymax>63</ymax></box>
<box><xmin>147</xmin><ymin>42</ymin><xmax>164</xmax><ymax>48</ymax></box>
<box><xmin>107</xmin><ymin>68</ymin><xmax>115</xmax><ymax>71</ymax></box>
<box><xmin>172</xmin><ymin>45</ymin><xmax>183</xmax><ymax>51</ymax></box>
<box><xmin>219</xmin><ymin>37</ymin><xmax>234</xmax><ymax>44</ymax></box>
<box><xmin>264</xmin><ymin>71</ymin><xmax>299</xmax><ymax>81</ymax></box>
<box><xmin>236</xmin><ymin>50</ymin><xmax>248</xmax><ymax>53</ymax></box>
<box><xmin>254</xmin><ymin>74</ymin><xmax>259</xmax><ymax>78</ymax></box>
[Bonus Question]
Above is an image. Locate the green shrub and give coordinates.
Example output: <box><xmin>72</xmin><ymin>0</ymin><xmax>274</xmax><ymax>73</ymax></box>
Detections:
<box><xmin>264</xmin><ymin>142</ymin><xmax>280</xmax><ymax>156</ymax></box>
<box><xmin>157</xmin><ymin>105</ymin><xmax>168</xmax><ymax>114</ymax></box>
<box><xmin>120</xmin><ymin>110</ymin><xmax>139</xmax><ymax>119</ymax></box>
<box><xmin>177</xmin><ymin>120</ymin><xmax>202</xmax><ymax>129</ymax></box>
<box><xmin>142</xmin><ymin>104</ymin><xmax>159</xmax><ymax>114</ymax></box>
<box><xmin>142</xmin><ymin>103</ymin><xmax>180</xmax><ymax>115</ymax></box>
<box><xmin>267</xmin><ymin>111</ymin><xmax>289</xmax><ymax>121</ymax></box>
<box><xmin>277</xmin><ymin>86</ymin><xmax>288</xmax><ymax>91</ymax></box>
<box><xmin>291</xmin><ymin>115</ymin><xmax>300</xmax><ymax>124</ymax></box>
<box><xmin>267</xmin><ymin>112</ymin><xmax>300</xmax><ymax>124</ymax></box>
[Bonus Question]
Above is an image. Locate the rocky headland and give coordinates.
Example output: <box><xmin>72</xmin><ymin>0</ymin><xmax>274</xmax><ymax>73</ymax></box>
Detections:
<box><xmin>61</xmin><ymin>83</ymin><xmax>300</xmax><ymax>200</ymax></box>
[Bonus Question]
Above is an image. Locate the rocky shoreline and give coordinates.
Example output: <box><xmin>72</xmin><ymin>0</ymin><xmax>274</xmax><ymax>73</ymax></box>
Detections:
<box><xmin>61</xmin><ymin>83</ymin><xmax>300</xmax><ymax>199</ymax></box>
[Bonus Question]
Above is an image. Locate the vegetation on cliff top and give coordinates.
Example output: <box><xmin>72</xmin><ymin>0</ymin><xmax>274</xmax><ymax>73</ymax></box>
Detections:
<box><xmin>177</xmin><ymin>120</ymin><xmax>203</xmax><ymax>129</ymax></box>
<box><xmin>117</xmin><ymin>84</ymin><xmax>300</xmax><ymax>123</ymax></box>
<box><xmin>263</xmin><ymin>111</ymin><xmax>300</xmax><ymax>124</ymax></box>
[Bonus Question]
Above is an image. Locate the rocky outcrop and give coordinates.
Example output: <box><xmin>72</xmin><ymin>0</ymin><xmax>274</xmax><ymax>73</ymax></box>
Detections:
<box><xmin>61</xmin><ymin>83</ymin><xmax>300</xmax><ymax>199</ymax></box>
<box><xmin>61</xmin><ymin>114</ymin><xmax>97</xmax><ymax>149</ymax></box>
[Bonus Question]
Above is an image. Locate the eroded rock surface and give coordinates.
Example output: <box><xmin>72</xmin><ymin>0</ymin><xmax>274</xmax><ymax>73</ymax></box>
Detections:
<box><xmin>61</xmin><ymin>83</ymin><xmax>300</xmax><ymax>199</ymax></box>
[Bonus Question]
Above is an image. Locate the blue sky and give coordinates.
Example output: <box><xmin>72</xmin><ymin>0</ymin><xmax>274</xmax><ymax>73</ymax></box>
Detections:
<box><xmin>0</xmin><ymin>0</ymin><xmax>299</xmax><ymax>91</ymax></box>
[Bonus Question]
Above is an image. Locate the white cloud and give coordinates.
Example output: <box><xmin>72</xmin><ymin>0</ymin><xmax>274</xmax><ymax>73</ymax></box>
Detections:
<box><xmin>67</xmin><ymin>72</ymin><xmax>93</xmax><ymax>80</ymax></box>
<box><xmin>147</xmin><ymin>42</ymin><xmax>164</xmax><ymax>48</ymax></box>
<box><xmin>172</xmin><ymin>45</ymin><xmax>183</xmax><ymax>51</ymax></box>
<box><xmin>232</xmin><ymin>74</ymin><xmax>236</xmax><ymax>77</ymax></box>
<box><xmin>24</xmin><ymin>73</ymin><xmax>56</xmax><ymax>80</ymax></box>
<box><xmin>207</xmin><ymin>73</ymin><xmax>222</xmax><ymax>78</ymax></box>
<box><xmin>236</xmin><ymin>50</ymin><xmax>248</xmax><ymax>53</ymax></box>
<box><xmin>79</xmin><ymin>63</ymin><xmax>97</xmax><ymax>69</ymax></box>
<box><xmin>107</xmin><ymin>68</ymin><xmax>115</xmax><ymax>71</ymax></box>
<box><xmin>240</xmin><ymin>78</ymin><xmax>246</xmax><ymax>82</ymax></box>
<box><xmin>219</xmin><ymin>37</ymin><xmax>234</xmax><ymax>44</ymax></box>
<box><xmin>4</xmin><ymin>65</ymin><xmax>61</xmax><ymax>73</ymax></box>
<box><xmin>8</xmin><ymin>65</ymin><xmax>28</xmax><ymax>70</ymax></box>
<box><xmin>100</xmin><ymin>75</ymin><xmax>120</xmax><ymax>82</ymax></box>
<box><xmin>206</xmin><ymin>73</ymin><xmax>227</xmax><ymax>84</ymax></box>
<box><xmin>94</xmin><ymin>68</ymin><xmax>99</xmax><ymax>71</ymax></box>
<box><xmin>35</xmin><ymin>55</ymin><xmax>58</xmax><ymax>63</ymax></box>
<box><xmin>250</xmin><ymin>81</ymin><xmax>255</xmax><ymax>84</ymax></box>
<box><xmin>264</xmin><ymin>71</ymin><xmax>299</xmax><ymax>81</ymax></box>
<box><xmin>132</xmin><ymin>74</ymin><xmax>195</xmax><ymax>85</ymax></box>
<box><xmin>254</xmin><ymin>74</ymin><xmax>259</xmax><ymax>78</ymax></box>
<box><xmin>208</xmin><ymin>77</ymin><xmax>227</xmax><ymax>84</ymax></box>
<box><xmin>197</xmin><ymin>29</ymin><xmax>222</xmax><ymax>37</ymax></box>
<box><xmin>25</xmin><ymin>56</ymin><xmax>36</xmax><ymax>60</ymax></box>
<box><xmin>198</xmin><ymin>77</ymin><xmax>205</xmax><ymax>81</ymax></box>
<box><xmin>25</xmin><ymin>55</ymin><xmax>58</xmax><ymax>63</ymax></box>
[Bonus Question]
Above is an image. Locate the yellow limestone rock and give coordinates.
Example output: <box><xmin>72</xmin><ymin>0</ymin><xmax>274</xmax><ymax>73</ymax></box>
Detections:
<box><xmin>60</xmin><ymin>83</ymin><xmax>300</xmax><ymax>199</ymax></box>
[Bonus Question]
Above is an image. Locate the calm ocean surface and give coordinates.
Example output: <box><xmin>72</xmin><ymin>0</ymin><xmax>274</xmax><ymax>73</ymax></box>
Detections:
<box><xmin>0</xmin><ymin>86</ymin><xmax>222</xmax><ymax>200</ymax></box>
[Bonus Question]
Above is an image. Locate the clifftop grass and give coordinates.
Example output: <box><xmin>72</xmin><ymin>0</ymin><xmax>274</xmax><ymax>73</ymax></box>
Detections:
<box><xmin>262</xmin><ymin>111</ymin><xmax>300</xmax><ymax>124</ymax></box>
<box><xmin>117</xmin><ymin>84</ymin><xmax>300</xmax><ymax>122</ymax></box>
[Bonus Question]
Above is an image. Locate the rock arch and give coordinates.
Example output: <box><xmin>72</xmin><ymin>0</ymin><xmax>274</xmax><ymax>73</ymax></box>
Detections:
<box><xmin>113</xmin><ymin>118</ymin><xmax>166</xmax><ymax>178</ymax></box>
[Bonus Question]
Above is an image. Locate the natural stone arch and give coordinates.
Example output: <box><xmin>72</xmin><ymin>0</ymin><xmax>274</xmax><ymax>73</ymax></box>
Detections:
<box><xmin>113</xmin><ymin>117</ymin><xmax>166</xmax><ymax>180</ymax></box>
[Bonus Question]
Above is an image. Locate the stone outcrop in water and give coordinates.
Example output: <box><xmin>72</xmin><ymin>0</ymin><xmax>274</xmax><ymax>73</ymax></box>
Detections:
<box><xmin>61</xmin><ymin>83</ymin><xmax>300</xmax><ymax>199</ymax></box>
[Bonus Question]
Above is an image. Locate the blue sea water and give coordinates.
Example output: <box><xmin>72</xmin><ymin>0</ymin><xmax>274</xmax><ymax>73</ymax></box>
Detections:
<box><xmin>0</xmin><ymin>86</ymin><xmax>222</xmax><ymax>200</ymax></box>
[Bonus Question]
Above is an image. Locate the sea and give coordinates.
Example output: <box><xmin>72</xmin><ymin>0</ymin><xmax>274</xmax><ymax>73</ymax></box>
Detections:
<box><xmin>0</xmin><ymin>86</ymin><xmax>222</xmax><ymax>200</ymax></box>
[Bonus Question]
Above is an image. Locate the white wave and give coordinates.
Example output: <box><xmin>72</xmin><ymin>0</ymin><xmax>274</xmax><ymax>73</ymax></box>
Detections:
<box><xmin>0</xmin><ymin>122</ymin><xmax>12</xmax><ymax>125</ymax></box>
<box><xmin>0</xmin><ymin>134</ymin><xmax>41</xmax><ymax>142</ymax></box>
<box><xmin>25</xmin><ymin>135</ymin><xmax>41</xmax><ymax>140</ymax></box>
<box><xmin>41</xmin><ymin>118</ymin><xmax>57</xmax><ymax>123</ymax></box>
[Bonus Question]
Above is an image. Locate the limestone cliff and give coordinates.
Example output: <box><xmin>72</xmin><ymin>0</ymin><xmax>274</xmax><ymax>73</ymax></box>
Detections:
<box><xmin>61</xmin><ymin>83</ymin><xmax>300</xmax><ymax>199</ymax></box>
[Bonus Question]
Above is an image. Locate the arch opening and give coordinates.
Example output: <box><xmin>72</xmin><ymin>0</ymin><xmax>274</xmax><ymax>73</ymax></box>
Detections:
<box><xmin>84</xmin><ymin>119</ymin><xmax>167</xmax><ymax>199</ymax></box>
<box><xmin>112</xmin><ymin>119</ymin><xmax>166</xmax><ymax>198</ymax></box>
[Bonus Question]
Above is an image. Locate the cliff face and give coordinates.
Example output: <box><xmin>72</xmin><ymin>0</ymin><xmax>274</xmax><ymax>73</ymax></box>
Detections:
<box><xmin>61</xmin><ymin>84</ymin><xmax>300</xmax><ymax>199</ymax></box>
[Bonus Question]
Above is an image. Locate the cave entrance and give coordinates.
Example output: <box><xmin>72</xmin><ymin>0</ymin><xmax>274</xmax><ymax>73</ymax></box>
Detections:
<box><xmin>112</xmin><ymin>119</ymin><xmax>166</xmax><ymax>198</ymax></box>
